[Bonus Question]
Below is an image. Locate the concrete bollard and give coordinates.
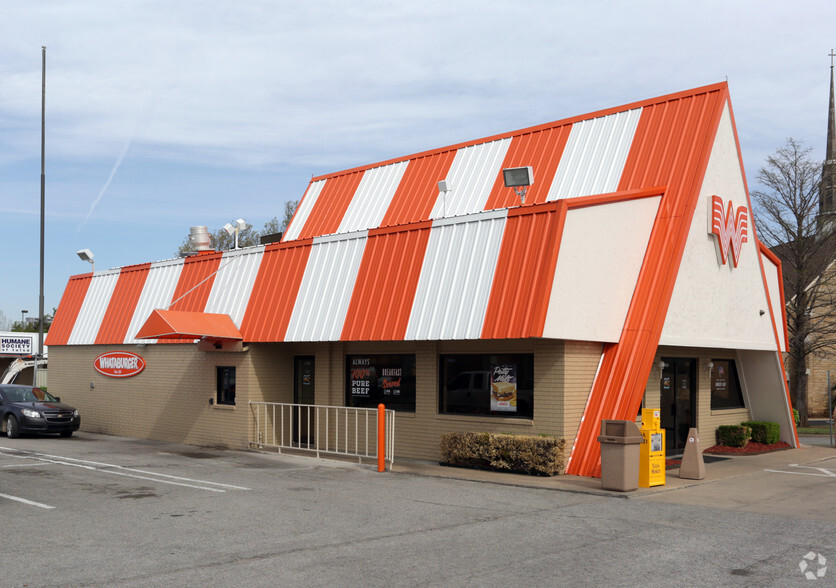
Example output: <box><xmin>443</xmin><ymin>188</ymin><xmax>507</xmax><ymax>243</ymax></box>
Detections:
<box><xmin>679</xmin><ymin>427</ymin><xmax>706</xmax><ymax>480</ymax></box>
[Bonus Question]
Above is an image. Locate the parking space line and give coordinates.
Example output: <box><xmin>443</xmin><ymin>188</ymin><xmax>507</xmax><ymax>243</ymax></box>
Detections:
<box><xmin>0</xmin><ymin>492</ymin><xmax>55</xmax><ymax>509</ymax></box>
<box><xmin>0</xmin><ymin>448</ymin><xmax>251</xmax><ymax>492</ymax></box>
<box><xmin>1</xmin><ymin>461</ymin><xmax>57</xmax><ymax>468</ymax></box>
<box><xmin>765</xmin><ymin>464</ymin><xmax>836</xmax><ymax>478</ymax></box>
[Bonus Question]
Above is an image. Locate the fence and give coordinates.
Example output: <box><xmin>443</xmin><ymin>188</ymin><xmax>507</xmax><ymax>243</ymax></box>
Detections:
<box><xmin>249</xmin><ymin>402</ymin><xmax>395</xmax><ymax>469</ymax></box>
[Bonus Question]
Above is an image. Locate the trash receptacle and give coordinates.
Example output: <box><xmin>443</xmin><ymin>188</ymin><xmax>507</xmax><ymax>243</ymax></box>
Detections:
<box><xmin>597</xmin><ymin>419</ymin><xmax>643</xmax><ymax>491</ymax></box>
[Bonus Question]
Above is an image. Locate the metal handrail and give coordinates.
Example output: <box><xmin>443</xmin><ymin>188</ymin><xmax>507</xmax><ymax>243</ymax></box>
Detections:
<box><xmin>248</xmin><ymin>402</ymin><xmax>396</xmax><ymax>469</ymax></box>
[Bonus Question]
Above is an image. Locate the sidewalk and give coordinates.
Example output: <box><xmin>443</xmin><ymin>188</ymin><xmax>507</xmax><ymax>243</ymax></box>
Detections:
<box><xmin>390</xmin><ymin>444</ymin><xmax>836</xmax><ymax>498</ymax></box>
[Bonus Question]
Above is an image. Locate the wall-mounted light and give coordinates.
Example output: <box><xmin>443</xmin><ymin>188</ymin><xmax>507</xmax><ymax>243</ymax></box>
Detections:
<box><xmin>707</xmin><ymin>361</ymin><xmax>714</xmax><ymax>371</ymax></box>
<box><xmin>759</xmin><ymin>309</ymin><xmax>766</xmax><ymax>316</ymax></box>
<box><xmin>76</xmin><ymin>248</ymin><xmax>95</xmax><ymax>272</ymax></box>
<box><xmin>438</xmin><ymin>180</ymin><xmax>452</xmax><ymax>218</ymax></box>
<box><xmin>658</xmin><ymin>360</ymin><xmax>669</xmax><ymax>370</ymax></box>
<box><xmin>503</xmin><ymin>166</ymin><xmax>534</xmax><ymax>205</ymax></box>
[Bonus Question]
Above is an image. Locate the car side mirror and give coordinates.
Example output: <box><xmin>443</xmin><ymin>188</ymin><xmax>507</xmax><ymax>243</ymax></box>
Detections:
<box><xmin>54</xmin><ymin>396</ymin><xmax>61</xmax><ymax>402</ymax></box>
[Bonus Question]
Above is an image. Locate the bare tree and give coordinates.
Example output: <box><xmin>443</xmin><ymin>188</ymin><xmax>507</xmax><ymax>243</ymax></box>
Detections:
<box><xmin>280</xmin><ymin>199</ymin><xmax>300</xmax><ymax>233</ymax></box>
<box><xmin>751</xmin><ymin>138</ymin><xmax>836</xmax><ymax>426</ymax></box>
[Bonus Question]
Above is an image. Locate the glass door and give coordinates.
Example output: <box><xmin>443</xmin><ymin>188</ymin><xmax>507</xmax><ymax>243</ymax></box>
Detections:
<box><xmin>660</xmin><ymin>357</ymin><xmax>696</xmax><ymax>453</ymax></box>
<box><xmin>293</xmin><ymin>356</ymin><xmax>315</xmax><ymax>445</ymax></box>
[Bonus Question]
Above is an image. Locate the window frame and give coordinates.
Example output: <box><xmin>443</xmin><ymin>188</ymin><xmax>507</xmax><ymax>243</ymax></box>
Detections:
<box><xmin>216</xmin><ymin>366</ymin><xmax>236</xmax><ymax>406</ymax></box>
<box><xmin>438</xmin><ymin>353</ymin><xmax>534</xmax><ymax>419</ymax></box>
<box><xmin>709</xmin><ymin>358</ymin><xmax>745</xmax><ymax>410</ymax></box>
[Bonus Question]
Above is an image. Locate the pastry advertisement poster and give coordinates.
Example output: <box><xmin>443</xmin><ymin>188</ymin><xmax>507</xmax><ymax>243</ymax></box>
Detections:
<box><xmin>490</xmin><ymin>364</ymin><xmax>517</xmax><ymax>412</ymax></box>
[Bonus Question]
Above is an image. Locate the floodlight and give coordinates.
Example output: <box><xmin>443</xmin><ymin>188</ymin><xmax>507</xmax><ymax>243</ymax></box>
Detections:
<box><xmin>438</xmin><ymin>180</ymin><xmax>451</xmax><ymax>193</ymax></box>
<box><xmin>502</xmin><ymin>166</ymin><xmax>534</xmax><ymax>205</ymax></box>
<box><xmin>502</xmin><ymin>166</ymin><xmax>534</xmax><ymax>188</ymax></box>
<box><xmin>235</xmin><ymin>218</ymin><xmax>247</xmax><ymax>232</ymax></box>
<box><xmin>223</xmin><ymin>223</ymin><xmax>235</xmax><ymax>236</ymax></box>
<box><xmin>76</xmin><ymin>248</ymin><xmax>94</xmax><ymax>263</ymax></box>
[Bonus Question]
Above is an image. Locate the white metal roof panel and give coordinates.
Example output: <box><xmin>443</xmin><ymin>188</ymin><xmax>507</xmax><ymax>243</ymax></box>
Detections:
<box><xmin>285</xmin><ymin>231</ymin><xmax>368</xmax><ymax>341</ymax></box>
<box><xmin>430</xmin><ymin>138</ymin><xmax>511</xmax><ymax>219</ymax></box>
<box><xmin>338</xmin><ymin>160</ymin><xmax>409</xmax><ymax>234</ymax></box>
<box><xmin>547</xmin><ymin>108</ymin><xmax>642</xmax><ymax>200</ymax></box>
<box><xmin>67</xmin><ymin>269</ymin><xmax>120</xmax><ymax>345</ymax></box>
<box><xmin>204</xmin><ymin>247</ymin><xmax>264</xmax><ymax>327</ymax></box>
<box><xmin>283</xmin><ymin>179</ymin><xmax>326</xmax><ymax>242</ymax></box>
<box><xmin>123</xmin><ymin>259</ymin><xmax>184</xmax><ymax>344</ymax></box>
<box><xmin>406</xmin><ymin>209</ymin><xmax>507</xmax><ymax>340</ymax></box>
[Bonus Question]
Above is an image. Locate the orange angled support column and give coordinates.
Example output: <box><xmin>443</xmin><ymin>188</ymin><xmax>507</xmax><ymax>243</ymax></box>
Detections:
<box><xmin>378</xmin><ymin>404</ymin><xmax>386</xmax><ymax>472</ymax></box>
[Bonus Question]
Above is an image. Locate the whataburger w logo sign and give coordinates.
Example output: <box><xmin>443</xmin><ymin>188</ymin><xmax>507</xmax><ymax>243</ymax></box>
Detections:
<box><xmin>94</xmin><ymin>351</ymin><xmax>145</xmax><ymax>378</ymax></box>
<box><xmin>709</xmin><ymin>195</ymin><xmax>748</xmax><ymax>267</ymax></box>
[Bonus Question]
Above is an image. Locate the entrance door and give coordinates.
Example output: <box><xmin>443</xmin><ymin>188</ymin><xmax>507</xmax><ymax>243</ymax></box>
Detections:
<box><xmin>293</xmin><ymin>356</ymin><xmax>315</xmax><ymax>445</ymax></box>
<box><xmin>660</xmin><ymin>357</ymin><xmax>696</xmax><ymax>453</ymax></box>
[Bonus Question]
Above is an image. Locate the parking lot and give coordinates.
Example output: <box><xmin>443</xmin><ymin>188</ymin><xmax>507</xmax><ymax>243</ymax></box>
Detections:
<box><xmin>2</xmin><ymin>432</ymin><xmax>834</xmax><ymax>587</ymax></box>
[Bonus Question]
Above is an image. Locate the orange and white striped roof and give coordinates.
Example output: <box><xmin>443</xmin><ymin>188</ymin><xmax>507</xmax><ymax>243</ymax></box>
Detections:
<box><xmin>47</xmin><ymin>82</ymin><xmax>794</xmax><ymax>476</ymax></box>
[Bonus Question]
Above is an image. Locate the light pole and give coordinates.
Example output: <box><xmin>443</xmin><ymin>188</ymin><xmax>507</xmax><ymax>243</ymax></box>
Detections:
<box><xmin>21</xmin><ymin>309</ymin><xmax>28</xmax><ymax>326</ymax></box>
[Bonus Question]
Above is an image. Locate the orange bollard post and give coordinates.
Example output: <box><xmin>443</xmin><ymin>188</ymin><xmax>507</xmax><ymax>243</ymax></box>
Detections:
<box><xmin>377</xmin><ymin>404</ymin><xmax>385</xmax><ymax>472</ymax></box>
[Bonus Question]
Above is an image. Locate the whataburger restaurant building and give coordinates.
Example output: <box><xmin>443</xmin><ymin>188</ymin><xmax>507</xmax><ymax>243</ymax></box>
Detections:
<box><xmin>46</xmin><ymin>82</ymin><xmax>797</xmax><ymax>477</ymax></box>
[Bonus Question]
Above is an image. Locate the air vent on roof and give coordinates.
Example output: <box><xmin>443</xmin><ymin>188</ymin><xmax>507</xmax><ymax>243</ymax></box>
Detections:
<box><xmin>188</xmin><ymin>226</ymin><xmax>212</xmax><ymax>252</ymax></box>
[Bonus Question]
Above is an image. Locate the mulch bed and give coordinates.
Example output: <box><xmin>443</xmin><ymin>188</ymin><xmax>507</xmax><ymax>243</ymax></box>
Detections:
<box><xmin>702</xmin><ymin>441</ymin><xmax>792</xmax><ymax>455</ymax></box>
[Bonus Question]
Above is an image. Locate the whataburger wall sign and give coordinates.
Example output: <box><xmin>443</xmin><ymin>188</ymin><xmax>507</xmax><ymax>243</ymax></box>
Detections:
<box><xmin>709</xmin><ymin>195</ymin><xmax>748</xmax><ymax>267</ymax></box>
<box><xmin>94</xmin><ymin>351</ymin><xmax>145</xmax><ymax>378</ymax></box>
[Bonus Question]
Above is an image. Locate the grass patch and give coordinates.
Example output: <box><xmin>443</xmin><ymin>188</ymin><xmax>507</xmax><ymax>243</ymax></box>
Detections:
<box><xmin>797</xmin><ymin>426</ymin><xmax>834</xmax><ymax>435</ymax></box>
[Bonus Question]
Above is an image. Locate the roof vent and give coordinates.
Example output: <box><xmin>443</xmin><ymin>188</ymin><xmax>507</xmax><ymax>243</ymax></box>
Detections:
<box><xmin>188</xmin><ymin>226</ymin><xmax>212</xmax><ymax>252</ymax></box>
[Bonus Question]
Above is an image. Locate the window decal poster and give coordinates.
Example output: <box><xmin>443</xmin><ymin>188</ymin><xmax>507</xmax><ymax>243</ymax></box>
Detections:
<box><xmin>490</xmin><ymin>364</ymin><xmax>517</xmax><ymax>412</ymax></box>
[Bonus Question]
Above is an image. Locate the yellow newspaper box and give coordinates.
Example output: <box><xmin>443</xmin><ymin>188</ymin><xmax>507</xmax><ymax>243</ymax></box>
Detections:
<box><xmin>639</xmin><ymin>408</ymin><xmax>665</xmax><ymax>487</ymax></box>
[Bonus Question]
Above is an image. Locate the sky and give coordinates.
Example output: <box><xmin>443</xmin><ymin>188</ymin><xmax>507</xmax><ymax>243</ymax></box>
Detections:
<box><xmin>1</xmin><ymin>0</ymin><xmax>835</xmax><ymax>329</ymax></box>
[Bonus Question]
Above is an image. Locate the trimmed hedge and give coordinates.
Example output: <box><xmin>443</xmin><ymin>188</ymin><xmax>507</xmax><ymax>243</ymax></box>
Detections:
<box><xmin>741</xmin><ymin>421</ymin><xmax>780</xmax><ymax>444</ymax></box>
<box><xmin>439</xmin><ymin>432</ymin><xmax>566</xmax><ymax>476</ymax></box>
<box><xmin>716</xmin><ymin>425</ymin><xmax>751</xmax><ymax>448</ymax></box>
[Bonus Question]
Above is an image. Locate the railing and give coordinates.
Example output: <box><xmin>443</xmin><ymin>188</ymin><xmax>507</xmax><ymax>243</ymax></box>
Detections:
<box><xmin>249</xmin><ymin>402</ymin><xmax>396</xmax><ymax>470</ymax></box>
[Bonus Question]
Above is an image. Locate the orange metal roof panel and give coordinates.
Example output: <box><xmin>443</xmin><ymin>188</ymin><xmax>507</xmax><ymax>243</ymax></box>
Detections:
<box><xmin>168</xmin><ymin>252</ymin><xmax>223</xmax><ymax>312</ymax></box>
<box><xmin>94</xmin><ymin>263</ymin><xmax>151</xmax><ymax>344</ymax></box>
<box><xmin>483</xmin><ymin>125</ymin><xmax>572</xmax><ymax>210</ymax></box>
<box><xmin>481</xmin><ymin>202</ymin><xmax>567</xmax><ymax>339</ymax></box>
<box><xmin>380</xmin><ymin>150</ymin><xmax>457</xmax><ymax>227</ymax></box>
<box><xmin>566</xmin><ymin>85</ymin><xmax>728</xmax><ymax>477</ymax></box>
<box><xmin>239</xmin><ymin>240</ymin><xmax>313</xmax><ymax>341</ymax></box>
<box><xmin>340</xmin><ymin>221</ymin><xmax>433</xmax><ymax>340</ymax></box>
<box><xmin>45</xmin><ymin>274</ymin><xmax>93</xmax><ymax>346</ymax></box>
<box><xmin>135</xmin><ymin>309</ymin><xmax>243</xmax><ymax>340</ymax></box>
<box><xmin>296</xmin><ymin>171</ymin><xmax>364</xmax><ymax>239</ymax></box>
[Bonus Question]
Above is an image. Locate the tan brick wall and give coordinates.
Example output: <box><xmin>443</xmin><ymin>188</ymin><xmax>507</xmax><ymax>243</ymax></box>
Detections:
<box><xmin>50</xmin><ymin>340</ymin><xmax>765</xmax><ymax>460</ymax></box>
<box><xmin>802</xmin><ymin>353</ymin><xmax>836</xmax><ymax>417</ymax></box>
<box><xmin>49</xmin><ymin>344</ymin><xmax>252</xmax><ymax>449</ymax></box>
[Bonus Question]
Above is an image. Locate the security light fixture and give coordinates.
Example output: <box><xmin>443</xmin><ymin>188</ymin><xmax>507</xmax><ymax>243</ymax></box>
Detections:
<box><xmin>502</xmin><ymin>166</ymin><xmax>534</xmax><ymax>204</ymax></box>
<box><xmin>76</xmin><ymin>248</ymin><xmax>95</xmax><ymax>272</ymax></box>
<box><xmin>438</xmin><ymin>180</ymin><xmax>452</xmax><ymax>218</ymax></box>
<box><xmin>223</xmin><ymin>218</ymin><xmax>247</xmax><ymax>249</ymax></box>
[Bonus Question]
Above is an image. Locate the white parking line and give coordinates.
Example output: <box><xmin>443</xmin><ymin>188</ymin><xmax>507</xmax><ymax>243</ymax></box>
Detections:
<box><xmin>765</xmin><ymin>464</ymin><xmax>836</xmax><ymax>478</ymax></box>
<box><xmin>0</xmin><ymin>492</ymin><xmax>55</xmax><ymax>509</ymax></box>
<box><xmin>0</xmin><ymin>448</ymin><xmax>251</xmax><ymax>492</ymax></box>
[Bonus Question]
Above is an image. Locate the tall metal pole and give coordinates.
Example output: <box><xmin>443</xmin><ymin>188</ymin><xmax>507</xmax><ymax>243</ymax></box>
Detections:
<box><xmin>37</xmin><ymin>46</ymin><xmax>46</xmax><ymax>384</ymax></box>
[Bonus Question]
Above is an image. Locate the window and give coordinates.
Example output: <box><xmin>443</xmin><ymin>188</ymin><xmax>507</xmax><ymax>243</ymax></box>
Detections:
<box><xmin>710</xmin><ymin>359</ymin><xmax>745</xmax><ymax>409</ymax></box>
<box><xmin>346</xmin><ymin>355</ymin><xmax>416</xmax><ymax>412</ymax></box>
<box><xmin>217</xmin><ymin>366</ymin><xmax>236</xmax><ymax>406</ymax></box>
<box><xmin>439</xmin><ymin>354</ymin><xmax>534</xmax><ymax>418</ymax></box>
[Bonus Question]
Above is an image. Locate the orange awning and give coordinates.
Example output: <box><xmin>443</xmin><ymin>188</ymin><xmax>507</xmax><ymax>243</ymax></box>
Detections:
<box><xmin>135</xmin><ymin>309</ymin><xmax>243</xmax><ymax>341</ymax></box>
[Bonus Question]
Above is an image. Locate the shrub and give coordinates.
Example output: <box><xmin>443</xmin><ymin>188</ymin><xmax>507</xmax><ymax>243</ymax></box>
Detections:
<box><xmin>741</xmin><ymin>421</ymin><xmax>780</xmax><ymax>444</ymax></box>
<box><xmin>439</xmin><ymin>432</ymin><xmax>566</xmax><ymax>476</ymax></box>
<box><xmin>716</xmin><ymin>425</ymin><xmax>751</xmax><ymax>447</ymax></box>
<box><xmin>793</xmin><ymin>408</ymin><xmax>800</xmax><ymax>426</ymax></box>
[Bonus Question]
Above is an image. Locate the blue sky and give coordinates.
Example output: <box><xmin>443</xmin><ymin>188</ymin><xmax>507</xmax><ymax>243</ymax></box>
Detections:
<box><xmin>1</xmin><ymin>0</ymin><xmax>835</xmax><ymax>328</ymax></box>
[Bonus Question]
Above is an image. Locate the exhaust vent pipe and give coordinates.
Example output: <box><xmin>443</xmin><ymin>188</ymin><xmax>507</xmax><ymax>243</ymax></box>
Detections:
<box><xmin>188</xmin><ymin>226</ymin><xmax>212</xmax><ymax>252</ymax></box>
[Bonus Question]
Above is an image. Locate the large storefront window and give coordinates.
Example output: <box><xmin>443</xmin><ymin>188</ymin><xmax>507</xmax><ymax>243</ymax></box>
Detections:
<box><xmin>439</xmin><ymin>354</ymin><xmax>534</xmax><ymax>418</ymax></box>
<box><xmin>346</xmin><ymin>354</ymin><xmax>416</xmax><ymax>412</ymax></box>
<box><xmin>710</xmin><ymin>359</ymin><xmax>745</xmax><ymax>409</ymax></box>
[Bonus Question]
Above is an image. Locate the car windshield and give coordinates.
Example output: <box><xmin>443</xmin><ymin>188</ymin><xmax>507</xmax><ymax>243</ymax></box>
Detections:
<box><xmin>3</xmin><ymin>387</ymin><xmax>57</xmax><ymax>403</ymax></box>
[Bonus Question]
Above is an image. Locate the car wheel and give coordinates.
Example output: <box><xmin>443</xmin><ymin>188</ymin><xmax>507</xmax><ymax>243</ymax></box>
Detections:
<box><xmin>60</xmin><ymin>430</ymin><xmax>73</xmax><ymax>438</ymax></box>
<box><xmin>6</xmin><ymin>415</ymin><xmax>19</xmax><ymax>439</ymax></box>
